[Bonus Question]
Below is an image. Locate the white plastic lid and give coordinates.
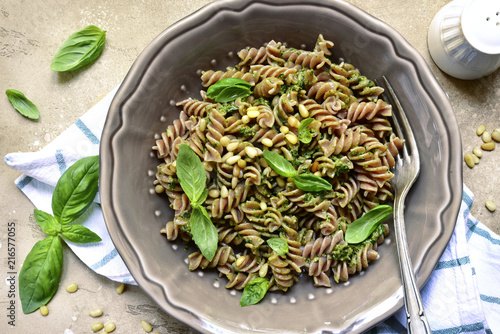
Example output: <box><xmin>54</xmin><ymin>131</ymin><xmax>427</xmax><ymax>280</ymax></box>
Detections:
<box><xmin>461</xmin><ymin>0</ymin><xmax>500</xmax><ymax>54</ymax></box>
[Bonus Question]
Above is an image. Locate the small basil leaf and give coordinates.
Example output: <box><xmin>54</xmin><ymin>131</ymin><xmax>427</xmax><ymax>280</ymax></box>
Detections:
<box><xmin>240</xmin><ymin>277</ymin><xmax>270</xmax><ymax>307</ymax></box>
<box><xmin>19</xmin><ymin>236</ymin><xmax>63</xmax><ymax>314</ymax></box>
<box><xmin>5</xmin><ymin>89</ymin><xmax>40</xmax><ymax>120</ymax></box>
<box><xmin>34</xmin><ymin>209</ymin><xmax>61</xmax><ymax>236</ymax></box>
<box><xmin>345</xmin><ymin>205</ymin><xmax>393</xmax><ymax>244</ymax></box>
<box><xmin>52</xmin><ymin>156</ymin><xmax>99</xmax><ymax>225</ymax></box>
<box><xmin>51</xmin><ymin>25</ymin><xmax>106</xmax><ymax>72</ymax></box>
<box><xmin>61</xmin><ymin>224</ymin><xmax>102</xmax><ymax>244</ymax></box>
<box><xmin>298</xmin><ymin>118</ymin><xmax>315</xmax><ymax>144</ymax></box>
<box><xmin>266</xmin><ymin>238</ymin><xmax>288</xmax><ymax>256</ymax></box>
<box><xmin>214</xmin><ymin>86</ymin><xmax>252</xmax><ymax>103</ymax></box>
<box><xmin>177</xmin><ymin>144</ymin><xmax>207</xmax><ymax>205</ymax></box>
<box><xmin>292</xmin><ymin>174</ymin><xmax>332</xmax><ymax>192</ymax></box>
<box><xmin>190</xmin><ymin>206</ymin><xmax>218</xmax><ymax>261</ymax></box>
<box><xmin>262</xmin><ymin>150</ymin><xmax>297</xmax><ymax>178</ymax></box>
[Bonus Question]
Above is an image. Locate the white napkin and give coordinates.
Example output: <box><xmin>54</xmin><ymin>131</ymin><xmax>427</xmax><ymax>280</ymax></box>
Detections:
<box><xmin>4</xmin><ymin>88</ymin><xmax>499</xmax><ymax>333</ymax></box>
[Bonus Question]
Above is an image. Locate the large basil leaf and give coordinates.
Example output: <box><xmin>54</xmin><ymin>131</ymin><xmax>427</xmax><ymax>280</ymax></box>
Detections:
<box><xmin>190</xmin><ymin>206</ymin><xmax>218</xmax><ymax>261</ymax></box>
<box><xmin>34</xmin><ymin>209</ymin><xmax>61</xmax><ymax>236</ymax></box>
<box><xmin>207</xmin><ymin>78</ymin><xmax>252</xmax><ymax>103</ymax></box>
<box><xmin>19</xmin><ymin>236</ymin><xmax>63</xmax><ymax>313</ymax></box>
<box><xmin>50</xmin><ymin>25</ymin><xmax>106</xmax><ymax>72</ymax></box>
<box><xmin>345</xmin><ymin>205</ymin><xmax>393</xmax><ymax>244</ymax></box>
<box><xmin>292</xmin><ymin>174</ymin><xmax>332</xmax><ymax>192</ymax></box>
<box><xmin>61</xmin><ymin>224</ymin><xmax>102</xmax><ymax>244</ymax></box>
<box><xmin>298</xmin><ymin>118</ymin><xmax>315</xmax><ymax>144</ymax></box>
<box><xmin>52</xmin><ymin>155</ymin><xmax>99</xmax><ymax>225</ymax></box>
<box><xmin>176</xmin><ymin>144</ymin><xmax>207</xmax><ymax>205</ymax></box>
<box><xmin>240</xmin><ymin>277</ymin><xmax>270</xmax><ymax>307</ymax></box>
<box><xmin>262</xmin><ymin>150</ymin><xmax>297</xmax><ymax>178</ymax></box>
<box><xmin>266</xmin><ymin>238</ymin><xmax>288</xmax><ymax>256</ymax></box>
<box><xmin>5</xmin><ymin>89</ymin><xmax>40</xmax><ymax>120</ymax></box>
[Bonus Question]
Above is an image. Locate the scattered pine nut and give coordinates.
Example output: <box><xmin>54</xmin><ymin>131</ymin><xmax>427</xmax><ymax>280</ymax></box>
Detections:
<box><xmin>89</xmin><ymin>308</ymin><xmax>103</xmax><ymax>317</ymax></box>
<box><xmin>221</xmin><ymin>152</ymin><xmax>234</xmax><ymax>163</ymax></box>
<box><xmin>485</xmin><ymin>200</ymin><xmax>497</xmax><ymax>212</ymax></box>
<box><xmin>226</xmin><ymin>155</ymin><xmax>241</xmax><ymax>165</ymax></box>
<box><xmin>104</xmin><ymin>322</ymin><xmax>116</xmax><ymax>333</ymax></box>
<box><xmin>471</xmin><ymin>154</ymin><xmax>480</xmax><ymax>164</ymax></box>
<box><xmin>298</xmin><ymin>104</ymin><xmax>309</xmax><ymax>118</ymax></box>
<box><xmin>260</xmin><ymin>201</ymin><xmax>268</xmax><ymax>211</ymax></box>
<box><xmin>226</xmin><ymin>142</ymin><xmax>239</xmax><ymax>152</ymax></box>
<box><xmin>476</xmin><ymin>124</ymin><xmax>486</xmax><ymax>136</ymax></box>
<box><xmin>220</xmin><ymin>185</ymin><xmax>229</xmax><ymax>198</ymax></box>
<box><xmin>40</xmin><ymin>305</ymin><xmax>49</xmax><ymax>316</ymax></box>
<box><xmin>247</xmin><ymin>107</ymin><xmax>260</xmax><ymax>118</ymax></box>
<box><xmin>66</xmin><ymin>283</ymin><xmax>78</xmax><ymax>293</ymax></box>
<box><xmin>288</xmin><ymin>115</ymin><xmax>300</xmax><ymax>128</ymax></box>
<box><xmin>237</xmin><ymin>159</ymin><xmax>247</xmax><ymax>168</ymax></box>
<box><xmin>220</xmin><ymin>136</ymin><xmax>231</xmax><ymax>147</ymax></box>
<box><xmin>245</xmin><ymin>146</ymin><xmax>258</xmax><ymax>159</ymax></box>
<box><xmin>492</xmin><ymin>129</ymin><xmax>500</xmax><ymax>142</ymax></box>
<box><xmin>235</xmin><ymin>255</ymin><xmax>246</xmax><ymax>267</ymax></box>
<box><xmin>280</xmin><ymin>125</ymin><xmax>289</xmax><ymax>134</ymax></box>
<box><xmin>241</xmin><ymin>115</ymin><xmax>250</xmax><ymax>124</ymax></box>
<box><xmin>472</xmin><ymin>147</ymin><xmax>483</xmax><ymax>158</ymax></box>
<box><xmin>481</xmin><ymin>142</ymin><xmax>495</xmax><ymax>151</ymax></box>
<box><xmin>154</xmin><ymin>185</ymin><xmax>165</xmax><ymax>194</ymax></box>
<box><xmin>91</xmin><ymin>322</ymin><xmax>104</xmax><ymax>332</ymax></box>
<box><xmin>285</xmin><ymin>133</ymin><xmax>298</xmax><ymax>145</ymax></box>
<box><xmin>208</xmin><ymin>189</ymin><xmax>220</xmax><ymax>198</ymax></box>
<box><xmin>464</xmin><ymin>153</ymin><xmax>476</xmax><ymax>168</ymax></box>
<box><xmin>261</xmin><ymin>138</ymin><xmax>273</xmax><ymax>147</ymax></box>
<box><xmin>116</xmin><ymin>283</ymin><xmax>125</xmax><ymax>295</ymax></box>
<box><xmin>141</xmin><ymin>320</ymin><xmax>153</xmax><ymax>333</ymax></box>
<box><xmin>482</xmin><ymin>131</ymin><xmax>492</xmax><ymax>143</ymax></box>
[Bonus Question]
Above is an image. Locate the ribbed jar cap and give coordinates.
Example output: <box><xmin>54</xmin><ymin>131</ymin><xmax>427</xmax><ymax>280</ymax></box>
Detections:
<box><xmin>461</xmin><ymin>0</ymin><xmax>500</xmax><ymax>54</ymax></box>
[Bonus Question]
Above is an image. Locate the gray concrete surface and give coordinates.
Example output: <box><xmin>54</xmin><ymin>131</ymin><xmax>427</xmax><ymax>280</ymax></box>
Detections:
<box><xmin>0</xmin><ymin>0</ymin><xmax>498</xmax><ymax>333</ymax></box>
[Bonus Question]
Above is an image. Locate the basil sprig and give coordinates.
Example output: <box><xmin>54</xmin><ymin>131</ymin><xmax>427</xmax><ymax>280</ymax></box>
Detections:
<box><xmin>51</xmin><ymin>25</ymin><xmax>106</xmax><ymax>72</ymax></box>
<box><xmin>5</xmin><ymin>89</ymin><xmax>40</xmax><ymax>120</ymax></box>
<box><xmin>177</xmin><ymin>144</ymin><xmax>218</xmax><ymax>261</ymax></box>
<box><xmin>240</xmin><ymin>277</ymin><xmax>270</xmax><ymax>307</ymax></box>
<box><xmin>206</xmin><ymin>78</ymin><xmax>252</xmax><ymax>103</ymax></box>
<box><xmin>266</xmin><ymin>238</ymin><xmax>288</xmax><ymax>256</ymax></box>
<box><xmin>345</xmin><ymin>205</ymin><xmax>393</xmax><ymax>244</ymax></box>
<box><xmin>262</xmin><ymin>150</ymin><xmax>332</xmax><ymax>192</ymax></box>
<box><xmin>19</xmin><ymin>156</ymin><xmax>101</xmax><ymax>314</ymax></box>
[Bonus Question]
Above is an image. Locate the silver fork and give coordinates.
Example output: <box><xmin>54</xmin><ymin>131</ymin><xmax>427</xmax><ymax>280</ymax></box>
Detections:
<box><xmin>382</xmin><ymin>76</ymin><xmax>431</xmax><ymax>333</ymax></box>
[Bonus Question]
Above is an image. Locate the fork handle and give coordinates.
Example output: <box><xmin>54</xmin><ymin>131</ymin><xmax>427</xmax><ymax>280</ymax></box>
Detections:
<box><xmin>394</xmin><ymin>196</ymin><xmax>432</xmax><ymax>334</ymax></box>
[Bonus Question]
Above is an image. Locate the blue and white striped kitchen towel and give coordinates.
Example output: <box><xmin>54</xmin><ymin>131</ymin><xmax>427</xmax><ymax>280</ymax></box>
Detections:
<box><xmin>4</xmin><ymin>87</ymin><xmax>499</xmax><ymax>333</ymax></box>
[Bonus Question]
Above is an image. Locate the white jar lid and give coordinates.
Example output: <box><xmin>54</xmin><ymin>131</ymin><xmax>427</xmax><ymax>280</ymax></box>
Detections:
<box><xmin>461</xmin><ymin>0</ymin><xmax>500</xmax><ymax>54</ymax></box>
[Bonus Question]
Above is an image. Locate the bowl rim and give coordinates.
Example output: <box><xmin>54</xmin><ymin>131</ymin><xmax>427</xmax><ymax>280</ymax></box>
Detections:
<box><xmin>100</xmin><ymin>0</ymin><xmax>463</xmax><ymax>333</ymax></box>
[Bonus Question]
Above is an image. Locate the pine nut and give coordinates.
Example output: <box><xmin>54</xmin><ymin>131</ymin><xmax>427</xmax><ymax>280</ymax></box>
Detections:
<box><xmin>492</xmin><ymin>129</ymin><xmax>500</xmax><ymax>142</ymax></box>
<box><xmin>285</xmin><ymin>133</ymin><xmax>298</xmax><ymax>145</ymax></box>
<box><xmin>227</xmin><ymin>142</ymin><xmax>239</xmax><ymax>152</ymax></box>
<box><xmin>220</xmin><ymin>136</ymin><xmax>231</xmax><ymax>147</ymax></box>
<box><xmin>89</xmin><ymin>308</ymin><xmax>103</xmax><ymax>317</ymax></box>
<box><xmin>235</xmin><ymin>255</ymin><xmax>246</xmax><ymax>267</ymax></box>
<box><xmin>241</xmin><ymin>115</ymin><xmax>250</xmax><ymax>124</ymax></box>
<box><xmin>276</xmin><ymin>177</ymin><xmax>286</xmax><ymax>187</ymax></box>
<box><xmin>314</xmin><ymin>171</ymin><xmax>322</xmax><ymax>177</ymax></box>
<box><xmin>261</xmin><ymin>138</ymin><xmax>273</xmax><ymax>147</ymax></box>
<box><xmin>245</xmin><ymin>146</ymin><xmax>258</xmax><ymax>159</ymax></box>
<box><xmin>104</xmin><ymin>322</ymin><xmax>116</xmax><ymax>333</ymax></box>
<box><xmin>91</xmin><ymin>322</ymin><xmax>104</xmax><ymax>332</ymax></box>
<box><xmin>141</xmin><ymin>320</ymin><xmax>153</xmax><ymax>333</ymax></box>
<box><xmin>471</xmin><ymin>154</ymin><xmax>479</xmax><ymax>164</ymax></box>
<box><xmin>464</xmin><ymin>153</ymin><xmax>476</xmax><ymax>168</ymax></box>
<box><xmin>220</xmin><ymin>185</ymin><xmax>229</xmax><ymax>198</ymax></box>
<box><xmin>280</xmin><ymin>125</ymin><xmax>289</xmax><ymax>134</ymax></box>
<box><xmin>247</xmin><ymin>107</ymin><xmax>260</xmax><ymax>118</ymax></box>
<box><xmin>288</xmin><ymin>115</ymin><xmax>300</xmax><ymax>128</ymax></box>
<box><xmin>66</xmin><ymin>283</ymin><xmax>78</xmax><ymax>293</ymax></box>
<box><xmin>154</xmin><ymin>185</ymin><xmax>165</xmax><ymax>194</ymax></box>
<box><xmin>259</xmin><ymin>263</ymin><xmax>269</xmax><ymax>277</ymax></box>
<box><xmin>198</xmin><ymin>118</ymin><xmax>207</xmax><ymax>132</ymax></box>
<box><xmin>298</xmin><ymin>104</ymin><xmax>309</xmax><ymax>118</ymax></box>
<box><xmin>226</xmin><ymin>155</ymin><xmax>241</xmax><ymax>165</ymax></box>
<box><xmin>221</xmin><ymin>152</ymin><xmax>234</xmax><ymax>163</ymax></box>
<box><xmin>40</xmin><ymin>305</ymin><xmax>49</xmax><ymax>316</ymax></box>
<box><xmin>482</xmin><ymin>131</ymin><xmax>492</xmax><ymax>143</ymax></box>
<box><xmin>481</xmin><ymin>142</ymin><xmax>495</xmax><ymax>151</ymax></box>
<box><xmin>476</xmin><ymin>124</ymin><xmax>486</xmax><ymax>136</ymax></box>
<box><xmin>237</xmin><ymin>159</ymin><xmax>247</xmax><ymax>168</ymax></box>
<box><xmin>260</xmin><ymin>202</ymin><xmax>268</xmax><ymax>210</ymax></box>
<box><xmin>116</xmin><ymin>283</ymin><xmax>125</xmax><ymax>295</ymax></box>
<box><xmin>232</xmin><ymin>165</ymin><xmax>241</xmax><ymax>177</ymax></box>
<box><xmin>473</xmin><ymin>147</ymin><xmax>483</xmax><ymax>158</ymax></box>
<box><xmin>485</xmin><ymin>200</ymin><xmax>497</xmax><ymax>212</ymax></box>
<box><xmin>208</xmin><ymin>189</ymin><xmax>220</xmax><ymax>198</ymax></box>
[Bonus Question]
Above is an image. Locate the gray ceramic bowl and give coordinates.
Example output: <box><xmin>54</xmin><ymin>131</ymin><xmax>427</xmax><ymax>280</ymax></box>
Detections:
<box><xmin>100</xmin><ymin>0</ymin><xmax>463</xmax><ymax>333</ymax></box>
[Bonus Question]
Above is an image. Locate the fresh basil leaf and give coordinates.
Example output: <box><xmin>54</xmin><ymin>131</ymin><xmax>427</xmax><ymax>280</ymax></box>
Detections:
<box><xmin>262</xmin><ymin>150</ymin><xmax>297</xmax><ymax>178</ymax></box>
<box><xmin>292</xmin><ymin>174</ymin><xmax>332</xmax><ymax>192</ymax></box>
<box><xmin>207</xmin><ymin>78</ymin><xmax>252</xmax><ymax>103</ymax></box>
<box><xmin>190</xmin><ymin>206</ymin><xmax>218</xmax><ymax>261</ymax></box>
<box><xmin>240</xmin><ymin>277</ymin><xmax>270</xmax><ymax>307</ymax></box>
<box><xmin>34</xmin><ymin>209</ymin><xmax>61</xmax><ymax>236</ymax></box>
<box><xmin>52</xmin><ymin>155</ymin><xmax>99</xmax><ymax>225</ymax></box>
<box><xmin>5</xmin><ymin>89</ymin><xmax>40</xmax><ymax>120</ymax></box>
<box><xmin>345</xmin><ymin>205</ymin><xmax>393</xmax><ymax>244</ymax></box>
<box><xmin>298</xmin><ymin>118</ymin><xmax>315</xmax><ymax>144</ymax></box>
<box><xmin>50</xmin><ymin>25</ymin><xmax>106</xmax><ymax>72</ymax></box>
<box><xmin>61</xmin><ymin>224</ymin><xmax>102</xmax><ymax>244</ymax></box>
<box><xmin>176</xmin><ymin>144</ymin><xmax>207</xmax><ymax>205</ymax></box>
<box><xmin>266</xmin><ymin>238</ymin><xmax>288</xmax><ymax>256</ymax></box>
<box><xmin>19</xmin><ymin>236</ymin><xmax>63</xmax><ymax>314</ymax></box>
